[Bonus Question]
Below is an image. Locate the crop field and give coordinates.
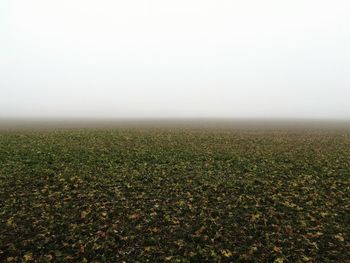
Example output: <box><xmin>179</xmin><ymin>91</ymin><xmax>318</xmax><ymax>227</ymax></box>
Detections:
<box><xmin>0</xmin><ymin>127</ymin><xmax>349</xmax><ymax>262</ymax></box>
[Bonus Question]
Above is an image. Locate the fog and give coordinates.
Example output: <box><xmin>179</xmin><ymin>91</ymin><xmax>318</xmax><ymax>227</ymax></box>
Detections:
<box><xmin>1</xmin><ymin>0</ymin><xmax>349</xmax><ymax>119</ymax></box>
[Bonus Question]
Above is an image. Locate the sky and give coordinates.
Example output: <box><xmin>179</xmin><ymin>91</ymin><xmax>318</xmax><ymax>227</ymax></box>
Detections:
<box><xmin>0</xmin><ymin>0</ymin><xmax>349</xmax><ymax>119</ymax></box>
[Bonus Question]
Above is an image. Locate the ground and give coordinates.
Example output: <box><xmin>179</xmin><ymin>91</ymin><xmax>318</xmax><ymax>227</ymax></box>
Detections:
<box><xmin>0</xmin><ymin>128</ymin><xmax>349</xmax><ymax>262</ymax></box>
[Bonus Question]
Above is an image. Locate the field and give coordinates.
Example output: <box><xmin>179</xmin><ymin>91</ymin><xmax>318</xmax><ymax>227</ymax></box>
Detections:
<box><xmin>0</xmin><ymin>125</ymin><xmax>349</xmax><ymax>262</ymax></box>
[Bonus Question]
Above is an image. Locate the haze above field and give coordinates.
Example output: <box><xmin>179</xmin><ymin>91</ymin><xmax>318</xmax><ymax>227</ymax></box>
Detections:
<box><xmin>1</xmin><ymin>0</ymin><xmax>349</xmax><ymax>119</ymax></box>
<box><xmin>1</xmin><ymin>119</ymin><xmax>350</xmax><ymax>132</ymax></box>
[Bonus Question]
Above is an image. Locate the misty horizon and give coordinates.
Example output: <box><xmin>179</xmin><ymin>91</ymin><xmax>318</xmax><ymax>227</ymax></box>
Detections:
<box><xmin>1</xmin><ymin>118</ymin><xmax>350</xmax><ymax>132</ymax></box>
<box><xmin>1</xmin><ymin>0</ymin><xmax>349</xmax><ymax>119</ymax></box>
<box><xmin>1</xmin><ymin>2</ymin><xmax>350</xmax><ymax>260</ymax></box>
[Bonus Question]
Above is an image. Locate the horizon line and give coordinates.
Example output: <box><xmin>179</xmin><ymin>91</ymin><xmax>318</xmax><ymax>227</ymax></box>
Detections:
<box><xmin>1</xmin><ymin>117</ymin><xmax>350</xmax><ymax>122</ymax></box>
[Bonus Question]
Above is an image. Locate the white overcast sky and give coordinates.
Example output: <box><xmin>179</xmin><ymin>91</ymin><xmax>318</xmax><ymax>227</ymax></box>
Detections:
<box><xmin>0</xmin><ymin>0</ymin><xmax>349</xmax><ymax>119</ymax></box>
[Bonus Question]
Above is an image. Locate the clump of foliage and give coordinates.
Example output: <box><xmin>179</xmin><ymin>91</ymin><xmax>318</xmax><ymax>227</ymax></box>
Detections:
<box><xmin>0</xmin><ymin>129</ymin><xmax>349</xmax><ymax>262</ymax></box>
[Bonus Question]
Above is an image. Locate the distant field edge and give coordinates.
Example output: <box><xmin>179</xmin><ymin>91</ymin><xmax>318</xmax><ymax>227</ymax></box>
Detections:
<box><xmin>1</xmin><ymin>118</ymin><xmax>350</xmax><ymax>131</ymax></box>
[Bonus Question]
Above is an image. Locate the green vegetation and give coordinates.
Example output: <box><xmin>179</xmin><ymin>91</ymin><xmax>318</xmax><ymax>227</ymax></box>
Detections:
<box><xmin>0</xmin><ymin>129</ymin><xmax>349</xmax><ymax>262</ymax></box>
